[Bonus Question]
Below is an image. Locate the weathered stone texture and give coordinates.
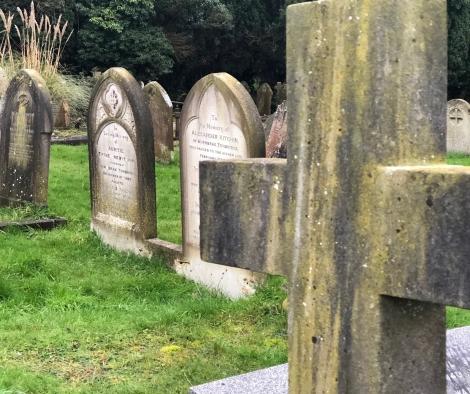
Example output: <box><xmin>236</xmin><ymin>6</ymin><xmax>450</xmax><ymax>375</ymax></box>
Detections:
<box><xmin>266</xmin><ymin>101</ymin><xmax>287</xmax><ymax>158</ymax></box>
<box><xmin>0</xmin><ymin>69</ymin><xmax>53</xmax><ymax>206</ymax></box>
<box><xmin>256</xmin><ymin>82</ymin><xmax>273</xmax><ymax>116</ymax></box>
<box><xmin>88</xmin><ymin>67</ymin><xmax>156</xmax><ymax>255</ymax></box>
<box><xmin>144</xmin><ymin>81</ymin><xmax>174</xmax><ymax>163</ymax></box>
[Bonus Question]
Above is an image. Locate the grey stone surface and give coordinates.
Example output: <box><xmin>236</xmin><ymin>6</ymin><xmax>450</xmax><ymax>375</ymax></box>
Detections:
<box><xmin>447</xmin><ymin>326</ymin><xmax>470</xmax><ymax>394</ymax></box>
<box><xmin>190</xmin><ymin>329</ymin><xmax>470</xmax><ymax>394</ymax></box>
<box><xmin>189</xmin><ymin>364</ymin><xmax>288</xmax><ymax>394</ymax></box>
<box><xmin>87</xmin><ymin>67</ymin><xmax>156</xmax><ymax>256</ymax></box>
<box><xmin>0</xmin><ymin>69</ymin><xmax>53</xmax><ymax>206</ymax></box>
<box><xmin>447</xmin><ymin>99</ymin><xmax>470</xmax><ymax>154</ymax></box>
<box><xmin>256</xmin><ymin>83</ymin><xmax>273</xmax><ymax>116</ymax></box>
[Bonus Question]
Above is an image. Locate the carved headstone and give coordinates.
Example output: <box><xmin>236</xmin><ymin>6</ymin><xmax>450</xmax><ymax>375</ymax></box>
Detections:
<box><xmin>180</xmin><ymin>72</ymin><xmax>266</xmax><ymax>298</ymax></box>
<box><xmin>447</xmin><ymin>99</ymin><xmax>470</xmax><ymax>154</ymax></box>
<box><xmin>143</xmin><ymin>82</ymin><xmax>174</xmax><ymax>163</ymax></box>
<box><xmin>256</xmin><ymin>83</ymin><xmax>273</xmax><ymax>116</ymax></box>
<box><xmin>54</xmin><ymin>99</ymin><xmax>71</xmax><ymax>129</ymax></box>
<box><xmin>266</xmin><ymin>101</ymin><xmax>287</xmax><ymax>158</ymax></box>
<box><xmin>0</xmin><ymin>69</ymin><xmax>53</xmax><ymax>206</ymax></box>
<box><xmin>88</xmin><ymin>67</ymin><xmax>156</xmax><ymax>255</ymax></box>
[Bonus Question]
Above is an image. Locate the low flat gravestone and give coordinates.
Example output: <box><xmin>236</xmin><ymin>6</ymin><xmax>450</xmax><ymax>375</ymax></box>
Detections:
<box><xmin>88</xmin><ymin>67</ymin><xmax>156</xmax><ymax>255</ymax></box>
<box><xmin>0</xmin><ymin>69</ymin><xmax>53</xmax><ymax>206</ymax></box>
<box><xmin>180</xmin><ymin>72</ymin><xmax>265</xmax><ymax>299</ymax></box>
<box><xmin>199</xmin><ymin>0</ymin><xmax>470</xmax><ymax>392</ymax></box>
<box><xmin>447</xmin><ymin>99</ymin><xmax>470</xmax><ymax>154</ymax></box>
<box><xmin>144</xmin><ymin>81</ymin><xmax>174</xmax><ymax>163</ymax></box>
<box><xmin>256</xmin><ymin>82</ymin><xmax>273</xmax><ymax>116</ymax></box>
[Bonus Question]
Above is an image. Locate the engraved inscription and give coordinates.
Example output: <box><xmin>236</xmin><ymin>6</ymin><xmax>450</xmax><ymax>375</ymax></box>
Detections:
<box><xmin>96</xmin><ymin>122</ymin><xmax>138</xmax><ymax>222</ymax></box>
<box><xmin>183</xmin><ymin>84</ymin><xmax>247</xmax><ymax>248</ymax></box>
<box><xmin>8</xmin><ymin>94</ymin><xmax>34</xmax><ymax>169</ymax></box>
<box><xmin>103</xmin><ymin>83</ymin><xmax>125</xmax><ymax>117</ymax></box>
<box><xmin>449</xmin><ymin>107</ymin><xmax>464</xmax><ymax>125</ymax></box>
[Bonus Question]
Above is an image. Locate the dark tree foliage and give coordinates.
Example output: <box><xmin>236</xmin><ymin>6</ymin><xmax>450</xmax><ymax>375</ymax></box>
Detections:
<box><xmin>1</xmin><ymin>0</ymin><xmax>469</xmax><ymax>99</ymax></box>
<box><xmin>449</xmin><ymin>0</ymin><xmax>470</xmax><ymax>100</ymax></box>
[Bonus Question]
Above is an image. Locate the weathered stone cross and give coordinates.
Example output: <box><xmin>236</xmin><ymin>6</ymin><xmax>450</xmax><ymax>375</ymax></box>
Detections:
<box><xmin>449</xmin><ymin>108</ymin><xmax>464</xmax><ymax>125</ymax></box>
<box><xmin>199</xmin><ymin>1</ymin><xmax>470</xmax><ymax>393</ymax></box>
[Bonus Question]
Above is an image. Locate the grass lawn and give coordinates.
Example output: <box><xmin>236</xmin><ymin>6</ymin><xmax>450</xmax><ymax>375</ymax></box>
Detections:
<box><xmin>0</xmin><ymin>145</ymin><xmax>287</xmax><ymax>393</ymax></box>
<box><xmin>1</xmin><ymin>148</ymin><xmax>469</xmax><ymax>393</ymax></box>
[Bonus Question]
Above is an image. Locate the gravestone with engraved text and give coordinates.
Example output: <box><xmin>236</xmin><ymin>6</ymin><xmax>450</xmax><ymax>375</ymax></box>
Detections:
<box><xmin>0</xmin><ymin>69</ymin><xmax>53</xmax><ymax>206</ymax></box>
<box><xmin>144</xmin><ymin>81</ymin><xmax>174</xmax><ymax>163</ymax></box>
<box><xmin>88</xmin><ymin>67</ymin><xmax>156</xmax><ymax>255</ymax></box>
<box><xmin>447</xmin><ymin>99</ymin><xmax>470</xmax><ymax>154</ymax></box>
<box><xmin>180</xmin><ymin>72</ymin><xmax>265</xmax><ymax>299</ymax></box>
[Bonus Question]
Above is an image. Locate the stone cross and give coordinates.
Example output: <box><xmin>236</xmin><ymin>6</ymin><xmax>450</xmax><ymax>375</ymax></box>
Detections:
<box><xmin>0</xmin><ymin>69</ymin><xmax>53</xmax><ymax>206</ymax></box>
<box><xmin>199</xmin><ymin>1</ymin><xmax>470</xmax><ymax>392</ymax></box>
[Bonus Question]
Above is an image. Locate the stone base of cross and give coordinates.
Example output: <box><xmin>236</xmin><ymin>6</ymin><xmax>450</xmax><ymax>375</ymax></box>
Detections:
<box><xmin>199</xmin><ymin>1</ymin><xmax>470</xmax><ymax>392</ymax></box>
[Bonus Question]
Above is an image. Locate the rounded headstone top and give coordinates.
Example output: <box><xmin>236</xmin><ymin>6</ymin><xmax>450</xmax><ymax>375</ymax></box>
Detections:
<box><xmin>181</xmin><ymin>72</ymin><xmax>265</xmax><ymax>156</ymax></box>
<box><xmin>144</xmin><ymin>81</ymin><xmax>173</xmax><ymax>109</ymax></box>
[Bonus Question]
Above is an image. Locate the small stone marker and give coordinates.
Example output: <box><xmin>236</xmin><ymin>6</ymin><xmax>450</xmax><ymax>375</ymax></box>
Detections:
<box><xmin>88</xmin><ymin>67</ymin><xmax>156</xmax><ymax>255</ymax></box>
<box><xmin>256</xmin><ymin>82</ymin><xmax>273</xmax><ymax>116</ymax></box>
<box><xmin>0</xmin><ymin>69</ymin><xmax>53</xmax><ymax>206</ymax></box>
<box><xmin>180</xmin><ymin>72</ymin><xmax>265</xmax><ymax>298</ymax></box>
<box><xmin>143</xmin><ymin>81</ymin><xmax>174</xmax><ymax>163</ymax></box>
<box><xmin>199</xmin><ymin>1</ymin><xmax>470</xmax><ymax>392</ymax></box>
<box><xmin>54</xmin><ymin>99</ymin><xmax>71</xmax><ymax>129</ymax></box>
<box><xmin>447</xmin><ymin>99</ymin><xmax>470</xmax><ymax>154</ymax></box>
<box><xmin>266</xmin><ymin>101</ymin><xmax>287</xmax><ymax>158</ymax></box>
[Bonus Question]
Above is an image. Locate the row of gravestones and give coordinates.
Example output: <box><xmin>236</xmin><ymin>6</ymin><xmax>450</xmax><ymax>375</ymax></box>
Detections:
<box><xmin>87</xmin><ymin>68</ymin><xmax>273</xmax><ymax>298</ymax></box>
<box><xmin>255</xmin><ymin>81</ymin><xmax>287</xmax><ymax>116</ymax></box>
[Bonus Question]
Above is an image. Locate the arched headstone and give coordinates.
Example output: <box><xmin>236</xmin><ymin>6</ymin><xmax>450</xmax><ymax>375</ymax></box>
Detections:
<box><xmin>88</xmin><ymin>67</ymin><xmax>156</xmax><ymax>255</ymax></box>
<box><xmin>144</xmin><ymin>82</ymin><xmax>174</xmax><ymax>163</ymax></box>
<box><xmin>0</xmin><ymin>69</ymin><xmax>53</xmax><ymax>206</ymax></box>
<box><xmin>447</xmin><ymin>99</ymin><xmax>470</xmax><ymax>154</ymax></box>
<box><xmin>180</xmin><ymin>72</ymin><xmax>266</xmax><ymax>298</ymax></box>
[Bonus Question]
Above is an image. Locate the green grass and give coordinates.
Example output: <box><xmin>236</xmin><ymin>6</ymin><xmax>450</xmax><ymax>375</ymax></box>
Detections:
<box><xmin>0</xmin><ymin>145</ymin><xmax>287</xmax><ymax>393</ymax></box>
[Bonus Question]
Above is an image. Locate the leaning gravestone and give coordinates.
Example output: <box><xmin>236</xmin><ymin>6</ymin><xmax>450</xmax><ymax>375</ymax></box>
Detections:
<box><xmin>447</xmin><ymin>99</ymin><xmax>470</xmax><ymax>154</ymax></box>
<box><xmin>0</xmin><ymin>69</ymin><xmax>53</xmax><ymax>206</ymax></box>
<box><xmin>88</xmin><ymin>67</ymin><xmax>156</xmax><ymax>255</ymax></box>
<box><xmin>180</xmin><ymin>72</ymin><xmax>265</xmax><ymax>298</ymax></box>
<box><xmin>143</xmin><ymin>82</ymin><xmax>174</xmax><ymax>163</ymax></box>
<box><xmin>256</xmin><ymin>83</ymin><xmax>273</xmax><ymax>116</ymax></box>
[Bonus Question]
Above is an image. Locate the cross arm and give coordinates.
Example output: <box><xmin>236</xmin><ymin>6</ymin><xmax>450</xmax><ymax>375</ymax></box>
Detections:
<box><xmin>199</xmin><ymin>159</ymin><xmax>289</xmax><ymax>277</ymax></box>
<box><xmin>376</xmin><ymin>165</ymin><xmax>470</xmax><ymax>308</ymax></box>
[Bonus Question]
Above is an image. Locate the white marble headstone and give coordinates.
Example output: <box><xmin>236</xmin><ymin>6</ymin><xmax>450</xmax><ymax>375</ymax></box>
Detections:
<box><xmin>180</xmin><ymin>73</ymin><xmax>266</xmax><ymax>299</ymax></box>
<box><xmin>447</xmin><ymin>99</ymin><xmax>470</xmax><ymax>154</ymax></box>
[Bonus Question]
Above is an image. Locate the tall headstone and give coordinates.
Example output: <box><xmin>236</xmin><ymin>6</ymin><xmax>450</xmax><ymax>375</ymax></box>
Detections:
<box><xmin>88</xmin><ymin>67</ymin><xmax>156</xmax><ymax>255</ymax></box>
<box><xmin>54</xmin><ymin>99</ymin><xmax>71</xmax><ymax>129</ymax></box>
<box><xmin>256</xmin><ymin>83</ymin><xmax>273</xmax><ymax>116</ymax></box>
<box><xmin>0</xmin><ymin>69</ymin><xmax>53</xmax><ymax>206</ymax></box>
<box><xmin>198</xmin><ymin>1</ymin><xmax>470</xmax><ymax>392</ymax></box>
<box><xmin>447</xmin><ymin>99</ymin><xmax>470</xmax><ymax>154</ymax></box>
<box><xmin>180</xmin><ymin>72</ymin><xmax>266</xmax><ymax>298</ymax></box>
<box><xmin>143</xmin><ymin>82</ymin><xmax>174</xmax><ymax>163</ymax></box>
